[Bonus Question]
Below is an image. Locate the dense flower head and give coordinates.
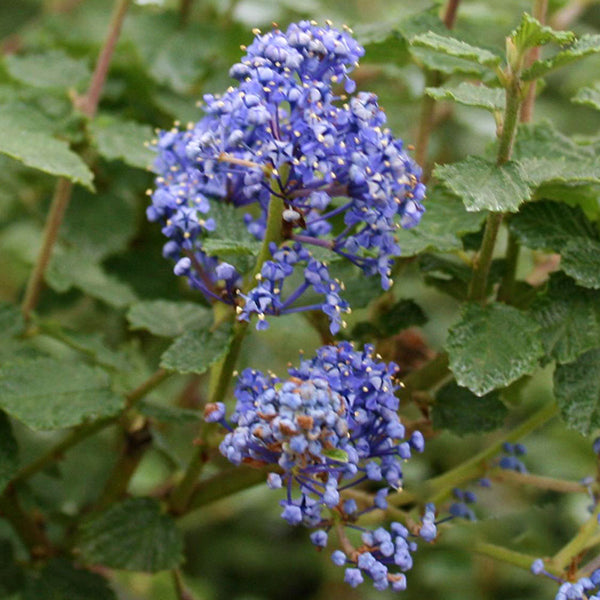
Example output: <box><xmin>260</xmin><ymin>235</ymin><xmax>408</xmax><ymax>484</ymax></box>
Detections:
<box><xmin>205</xmin><ymin>342</ymin><xmax>434</xmax><ymax>592</ymax></box>
<box><xmin>148</xmin><ymin>21</ymin><xmax>425</xmax><ymax>333</ymax></box>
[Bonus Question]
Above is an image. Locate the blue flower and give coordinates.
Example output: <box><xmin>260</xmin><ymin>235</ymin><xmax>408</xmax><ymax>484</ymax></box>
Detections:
<box><xmin>498</xmin><ymin>442</ymin><xmax>528</xmax><ymax>473</ymax></box>
<box><xmin>205</xmin><ymin>342</ymin><xmax>435</xmax><ymax>592</ymax></box>
<box><xmin>530</xmin><ymin>560</ymin><xmax>600</xmax><ymax>600</ymax></box>
<box><xmin>148</xmin><ymin>21</ymin><xmax>425</xmax><ymax>332</ymax></box>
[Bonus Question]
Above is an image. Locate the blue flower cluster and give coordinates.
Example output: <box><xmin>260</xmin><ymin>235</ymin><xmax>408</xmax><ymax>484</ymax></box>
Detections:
<box><xmin>531</xmin><ymin>560</ymin><xmax>600</xmax><ymax>600</ymax></box>
<box><xmin>148</xmin><ymin>21</ymin><xmax>425</xmax><ymax>333</ymax></box>
<box><xmin>204</xmin><ymin>342</ymin><xmax>434</xmax><ymax>592</ymax></box>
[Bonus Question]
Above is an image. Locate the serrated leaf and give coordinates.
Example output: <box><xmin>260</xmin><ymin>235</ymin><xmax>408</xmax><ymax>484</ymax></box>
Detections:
<box><xmin>509</xmin><ymin>200</ymin><xmax>597</xmax><ymax>251</ymax></box>
<box><xmin>128</xmin><ymin>300</ymin><xmax>211</xmax><ymax>337</ymax></box>
<box><xmin>89</xmin><ymin>115</ymin><xmax>155</xmax><ymax>170</ymax></box>
<box><xmin>0</xmin><ymin>104</ymin><xmax>93</xmax><ymax>188</ymax></box>
<box><xmin>523</xmin><ymin>34</ymin><xmax>600</xmax><ymax>80</ymax></box>
<box><xmin>447</xmin><ymin>303</ymin><xmax>543</xmax><ymax>396</ymax></box>
<box><xmin>561</xmin><ymin>237</ymin><xmax>600</xmax><ymax>289</ymax></box>
<box><xmin>554</xmin><ymin>348</ymin><xmax>600</xmax><ymax>434</ymax></box>
<box><xmin>572</xmin><ymin>83</ymin><xmax>600</xmax><ymax>111</ymax></box>
<box><xmin>138</xmin><ymin>400</ymin><xmax>201</xmax><ymax>424</ymax></box>
<box><xmin>411</xmin><ymin>32</ymin><xmax>501</xmax><ymax>68</ymax></box>
<box><xmin>396</xmin><ymin>188</ymin><xmax>487</xmax><ymax>255</ymax></box>
<box><xmin>425</xmin><ymin>83</ymin><xmax>505</xmax><ymax>113</ymax></box>
<box><xmin>209</xmin><ymin>201</ymin><xmax>257</xmax><ymax>244</ymax></box>
<box><xmin>529</xmin><ymin>273</ymin><xmax>600</xmax><ymax>364</ymax></box>
<box><xmin>434</xmin><ymin>156</ymin><xmax>531</xmax><ymax>212</ymax></box>
<box><xmin>413</xmin><ymin>48</ymin><xmax>490</xmax><ymax>76</ymax></box>
<box><xmin>23</xmin><ymin>559</ymin><xmax>116</xmax><ymax>600</ymax></box>
<box><xmin>205</xmin><ymin>201</ymin><xmax>261</xmax><ymax>273</ymax></box>
<box><xmin>47</xmin><ymin>247</ymin><xmax>137</xmax><ymax>308</ymax></box>
<box><xmin>433</xmin><ymin>381</ymin><xmax>507</xmax><ymax>435</ymax></box>
<box><xmin>511</xmin><ymin>13</ymin><xmax>574</xmax><ymax>53</ymax></box>
<box><xmin>0</xmin><ymin>357</ymin><xmax>124</xmax><ymax>431</ymax></box>
<box><xmin>393</xmin><ymin>10</ymin><xmax>490</xmax><ymax>75</ymax></box>
<box><xmin>0</xmin><ymin>411</ymin><xmax>18</xmax><ymax>494</ymax></box>
<box><xmin>513</xmin><ymin>123</ymin><xmax>600</xmax><ymax>187</ymax></box>
<box><xmin>160</xmin><ymin>321</ymin><xmax>233</xmax><ymax>374</ymax></box>
<box><xmin>78</xmin><ymin>498</ymin><xmax>183</xmax><ymax>572</ymax></box>
<box><xmin>4</xmin><ymin>50</ymin><xmax>90</xmax><ymax>90</ymax></box>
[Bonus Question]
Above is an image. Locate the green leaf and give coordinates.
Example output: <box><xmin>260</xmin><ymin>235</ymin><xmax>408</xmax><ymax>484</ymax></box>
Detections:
<box><xmin>0</xmin><ymin>103</ymin><xmax>93</xmax><ymax>188</ymax></box>
<box><xmin>433</xmin><ymin>381</ymin><xmax>507</xmax><ymax>435</ymax></box>
<box><xmin>523</xmin><ymin>34</ymin><xmax>600</xmax><ymax>80</ymax></box>
<box><xmin>46</xmin><ymin>247</ymin><xmax>137</xmax><ymax>308</ymax></box>
<box><xmin>23</xmin><ymin>559</ymin><xmax>116</xmax><ymax>600</ymax></box>
<box><xmin>78</xmin><ymin>498</ymin><xmax>183</xmax><ymax>572</ymax></box>
<box><xmin>425</xmin><ymin>83</ymin><xmax>505</xmax><ymax>113</ymax></box>
<box><xmin>513</xmin><ymin>123</ymin><xmax>600</xmax><ymax>187</ymax></box>
<box><xmin>509</xmin><ymin>200</ymin><xmax>597</xmax><ymax>251</ymax></box>
<box><xmin>62</xmin><ymin>190</ymin><xmax>137</xmax><ymax>260</ymax></box>
<box><xmin>89</xmin><ymin>115</ymin><xmax>155</xmax><ymax>170</ymax></box>
<box><xmin>0</xmin><ymin>357</ymin><xmax>124</xmax><ymax>431</ymax></box>
<box><xmin>374</xmin><ymin>299</ymin><xmax>427</xmax><ymax>337</ymax></box>
<box><xmin>206</xmin><ymin>201</ymin><xmax>262</xmax><ymax>272</ymax></box>
<box><xmin>328</xmin><ymin>262</ymin><xmax>382</xmax><ymax>309</ymax></box>
<box><xmin>394</xmin><ymin>9</ymin><xmax>490</xmax><ymax>76</ymax></box>
<box><xmin>322</xmin><ymin>448</ymin><xmax>349</xmax><ymax>463</ymax></box>
<box><xmin>511</xmin><ymin>13</ymin><xmax>574</xmax><ymax>53</ymax></box>
<box><xmin>0</xmin><ymin>411</ymin><xmax>18</xmax><ymax>494</ymax></box>
<box><xmin>127</xmin><ymin>300</ymin><xmax>211</xmax><ymax>337</ymax></box>
<box><xmin>535</xmin><ymin>183</ymin><xmax>600</xmax><ymax>222</ymax></box>
<box><xmin>447</xmin><ymin>302</ymin><xmax>543</xmax><ymax>396</ymax></box>
<box><xmin>419</xmin><ymin>254</ymin><xmax>472</xmax><ymax>300</ymax></box>
<box><xmin>530</xmin><ymin>273</ymin><xmax>600</xmax><ymax>364</ymax></box>
<box><xmin>410</xmin><ymin>32</ymin><xmax>502</xmax><ymax>68</ymax></box>
<box><xmin>4</xmin><ymin>50</ymin><xmax>90</xmax><ymax>90</ymax></box>
<box><xmin>0</xmin><ymin>301</ymin><xmax>25</xmax><ymax>339</ymax></box>
<box><xmin>160</xmin><ymin>320</ymin><xmax>233</xmax><ymax>375</ymax></box>
<box><xmin>554</xmin><ymin>348</ymin><xmax>600</xmax><ymax>434</ymax></box>
<box><xmin>396</xmin><ymin>188</ymin><xmax>487</xmax><ymax>255</ymax></box>
<box><xmin>125</xmin><ymin>15</ymin><xmax>237</xmax><ymax>93</ymax></box>
<box><xmin>434</xmin><ymin>156</ymin><xmax>531</xmax><ymax>212</ymax></box>
<box><xmin>202</xmin><ymin>238</ymin><xmax>262</xmax><ymax>258</ymax></box>
<box><xmin>561</xmin><ymin>237</ymin><xmax>600</xmax><ymax>289</ymax></box>
<box><xmin>37</xmin><ymin>321</ymin><xmax>128</xmax><ymax>371</ymax></box>
<box><xmin>358</xmin><ymin>25</ymin><xmax>409</xmax><ymax>67</ymax></box>
<box><xmin>572</xmin><ymin>83</ymin><xmax>600</xmax><ymax>111</ymax></box>
<box><xmin>138</xmin><ymin>400</ymin><xmax>201</xmax><ymax>424</ymax></box>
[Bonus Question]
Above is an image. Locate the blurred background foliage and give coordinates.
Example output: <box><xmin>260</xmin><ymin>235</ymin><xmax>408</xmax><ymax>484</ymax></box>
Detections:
<box><xmin>1</xmin><ymin>0</ymin><xmax>600</xmax><ymax>599</ymax></box>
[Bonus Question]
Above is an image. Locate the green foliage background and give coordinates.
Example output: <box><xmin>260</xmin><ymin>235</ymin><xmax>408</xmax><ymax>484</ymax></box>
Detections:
<box><xmin>1</xmin><ymin>0</ymin><xmax>600</xmax><ymax>599</ymax></box>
